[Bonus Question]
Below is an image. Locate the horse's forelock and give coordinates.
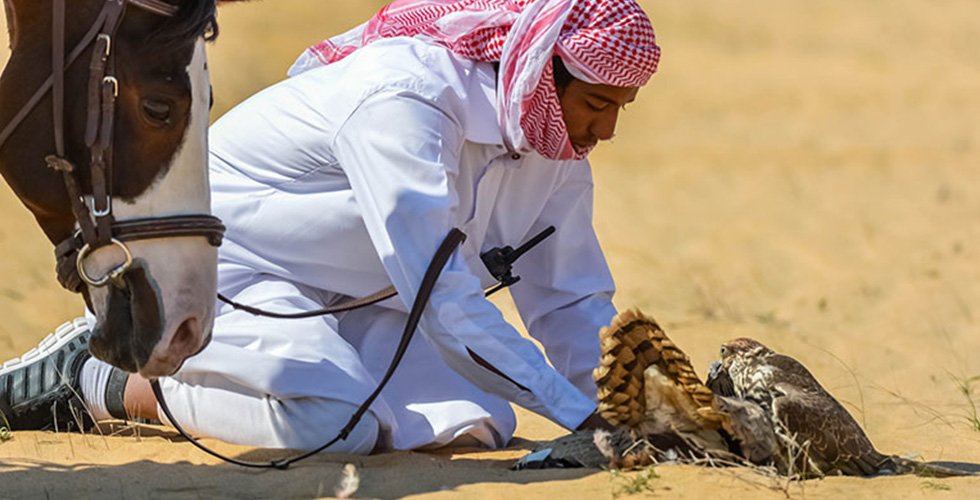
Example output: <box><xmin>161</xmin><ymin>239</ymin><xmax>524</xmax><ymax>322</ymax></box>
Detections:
<box><xmin>146</xmin><ymin>0</ymin><xmax>218</xmax><ymax>51</ymax></box>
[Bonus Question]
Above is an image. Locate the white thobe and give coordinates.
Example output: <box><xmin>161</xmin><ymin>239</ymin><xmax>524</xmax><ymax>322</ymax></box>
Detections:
<box><xmin>159</xmin><ymin>36</ymin><xmax>618</xmax><ymax>451</ymax></box>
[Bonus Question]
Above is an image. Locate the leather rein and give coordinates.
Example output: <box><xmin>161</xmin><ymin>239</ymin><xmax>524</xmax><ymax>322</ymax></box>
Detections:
<box><xmin>0</xmin><ymin>0</ymin><xmax>226</xmax><ymax>293</ymax></box>
<box><xmin>159</xmin><ymin>226</ymin><xmax>552</xmax><ymax>469</ymax></box>
<box><xmin>155</xmin><ymin>228</ymin><xmax>468</xmax><ymax>469</ymax></box>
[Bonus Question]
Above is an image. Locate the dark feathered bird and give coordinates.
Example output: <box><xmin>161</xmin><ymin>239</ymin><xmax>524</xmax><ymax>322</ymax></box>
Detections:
<box><xmin>707</xmin><ymin>338</ymin><xmax>968</xmax><ymax>477</ymax></box>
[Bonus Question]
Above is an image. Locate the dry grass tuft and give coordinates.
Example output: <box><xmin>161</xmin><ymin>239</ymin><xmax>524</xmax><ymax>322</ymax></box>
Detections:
<box><xmin>951</xmin><ymin>373</ymin><xmax>980</xmax><ymax>432</ymax></box>
<box><xmin>609</xmin><ymin>467</ymin><xmax>661</xmax><ymax>498</ymax></box>
<box><xmin>921</xmin><ymin>480</ymin><xmax>952</xmax><ymax>491</ymax></box>
<box><xmin>0</xmin><ymin>410</ymin><xmax>11</xmax><ymax>443</ymax></box>
<box><xmin>610</xmin><ymin>433</ymin><xmax>809</xmax><ymax>499</ymax></box>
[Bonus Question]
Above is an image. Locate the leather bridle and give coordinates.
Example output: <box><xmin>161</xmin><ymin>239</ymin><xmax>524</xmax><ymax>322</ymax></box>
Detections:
<box><xmin>0</xmin><ymin>0</ymin><xmax>225</xmax><ymax>292</ymax></box>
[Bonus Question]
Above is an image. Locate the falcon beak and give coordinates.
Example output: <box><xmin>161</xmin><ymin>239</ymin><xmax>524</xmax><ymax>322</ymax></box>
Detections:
<box><xmin>708</xmin><ymin>360</ymin><xmax>723</xmax><ymax>380</ymax></box>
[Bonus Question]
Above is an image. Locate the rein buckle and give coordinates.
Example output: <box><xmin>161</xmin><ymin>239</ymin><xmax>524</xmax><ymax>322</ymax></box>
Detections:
<box><xmin>103</xmin><ymin>76</ymin><xmax>119</xmax><ymax>97</ymax></box>
<box><xmin>91</xmin><ymin>195</ymin><xmax>112</xmax><ymax>217</ymax></box>
<box><xmin>97</xmin><ymin>33</ymin><xmax>112</xmax><ymax>57</ymax></box>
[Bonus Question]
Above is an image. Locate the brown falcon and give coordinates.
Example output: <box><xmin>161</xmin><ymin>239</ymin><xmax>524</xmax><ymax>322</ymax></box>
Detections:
<box><xmin>707</xmin><ymin>338</ymin><xmax>967</xmax><ymax>477</ymax></box>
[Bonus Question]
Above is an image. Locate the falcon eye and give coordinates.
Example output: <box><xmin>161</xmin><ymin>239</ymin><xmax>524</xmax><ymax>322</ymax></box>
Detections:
<box><xmin>720</xmin><ymin>346</ymin><xmax>728</xmax><ymax>356</ymax></box>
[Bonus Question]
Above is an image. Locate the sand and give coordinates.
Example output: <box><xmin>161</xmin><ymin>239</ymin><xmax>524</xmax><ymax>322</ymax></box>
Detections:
<box><xmin>1</xmin><ymin>1</ymin><xmax>979</xmax><ymax>498</ymax></box>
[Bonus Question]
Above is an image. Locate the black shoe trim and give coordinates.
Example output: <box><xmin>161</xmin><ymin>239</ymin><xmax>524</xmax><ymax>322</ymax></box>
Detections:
<box><xmin>105</xmin><ymin>368</ymin><xmax>129</xmax><ymax>420</ymax></box>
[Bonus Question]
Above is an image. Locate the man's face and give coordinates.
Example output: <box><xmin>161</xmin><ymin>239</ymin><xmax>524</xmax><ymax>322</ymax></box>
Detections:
<box><xmin>557</xmin><ymin>80</ymin><xmax>639</xmax><ymax>156</ymax></box>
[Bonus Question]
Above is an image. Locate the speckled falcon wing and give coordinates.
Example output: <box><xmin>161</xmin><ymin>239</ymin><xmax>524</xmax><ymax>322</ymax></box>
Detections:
<box><xmin>713</xmin><ymin>395</ymin><xmax>779</xmax><ymax>465</ymax></box>
<box><xmin>766</xmin><ymin>354</ymin><xmax>885</xmax><ymax>477</ymax></box>
<box><xmin>593</xmin><ymin>308</ymin><xmax>727</xmax><ymax>432</ymax></box>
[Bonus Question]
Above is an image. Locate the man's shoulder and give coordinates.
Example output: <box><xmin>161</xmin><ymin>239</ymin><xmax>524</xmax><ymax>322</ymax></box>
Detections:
<box><xmin>276</xmin><ymin>37</ymin><xmax>500</xmax><ymax>145</ymax></box>
<box><xmin>328</xmin><ymin>37</ymin><xmax>490</xmax><ymax>104</ymax></box>
<box><xmin>343</xmin><ymin>38</ymin><xmax>500</xmax><ymax>142</ymax></box>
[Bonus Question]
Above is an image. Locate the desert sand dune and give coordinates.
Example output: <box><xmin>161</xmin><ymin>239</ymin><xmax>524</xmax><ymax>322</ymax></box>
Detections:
<box><xmin>1</xmin><ymin>1</ymin><xmax>978</xmax><ymax>498</ymax></box>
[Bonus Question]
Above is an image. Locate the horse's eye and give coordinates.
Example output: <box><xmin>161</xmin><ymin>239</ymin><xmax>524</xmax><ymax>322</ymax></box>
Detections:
<box><xmin>141</xmin><ymin>99</ymin><xmax>173</xmax><ymax>125</ymax></box>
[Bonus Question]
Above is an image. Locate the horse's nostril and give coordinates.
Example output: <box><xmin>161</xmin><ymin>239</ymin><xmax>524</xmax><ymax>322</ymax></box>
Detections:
<box><xmin>88</xmin><ymin>330</ymin><xmax>139</xmax><ymax>373</ymax></box>
<box><xmin>88</xmin><ymin>335</ymin><xmax>109</xmax><ymax>363</ymax></box>
<box><xmin>169</xmin><ymin>317</ymin><xmax>200</xmax><ymax>361</ymax></box>
<box><xmin>138</xmin><ymin>318</ymin><xmax>202</xmax><ymax>378</ymax></box>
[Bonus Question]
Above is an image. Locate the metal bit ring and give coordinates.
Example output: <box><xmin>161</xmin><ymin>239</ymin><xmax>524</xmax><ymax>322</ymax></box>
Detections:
<box><xmin>76</xmin><ymin>238</ymin><xmax>133</xmax><ymax>287</ymax></box>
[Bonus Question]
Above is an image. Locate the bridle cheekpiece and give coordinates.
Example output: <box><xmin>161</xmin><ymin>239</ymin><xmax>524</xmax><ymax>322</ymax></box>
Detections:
<box><xmin>0</xmin><ymin>0</ymin><xmax>225</xmax><ymax>292</ymax></box>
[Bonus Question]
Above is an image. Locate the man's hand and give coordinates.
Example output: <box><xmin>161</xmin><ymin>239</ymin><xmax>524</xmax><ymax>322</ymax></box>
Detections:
<box><xmin>575</xmin><ymin>411</ymin><xmax>616</xmax><ymax>432</ymax></box>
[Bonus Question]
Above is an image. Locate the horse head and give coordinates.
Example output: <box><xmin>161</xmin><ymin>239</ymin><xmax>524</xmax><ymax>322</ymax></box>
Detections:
<box><xmin>0</xmin><ymin>0</ymin><xmax>241</xmax><ymax>378</ymax></box>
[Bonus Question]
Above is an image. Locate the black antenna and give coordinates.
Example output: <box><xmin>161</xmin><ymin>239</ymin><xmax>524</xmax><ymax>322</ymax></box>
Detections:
<box><xmin>481</xmin><ymin>226</ymin><xmax>556</xmax><ymax>296</ymax></box>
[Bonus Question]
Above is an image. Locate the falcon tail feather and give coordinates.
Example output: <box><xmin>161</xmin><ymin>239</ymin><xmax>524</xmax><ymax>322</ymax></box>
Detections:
<box><xmin>880</xmin><ymin>456</ymin><xmax>977</xmax><ymax>478</ymax></box>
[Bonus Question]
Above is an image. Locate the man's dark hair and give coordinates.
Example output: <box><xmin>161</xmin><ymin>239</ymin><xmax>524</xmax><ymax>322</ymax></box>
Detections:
<box><xmin>491</xmin><ymin>56</ymin><xmax>577</xmax><ymax>89</ymax></box>
<box><xmin>552</xmin><ymin>56</ymin><xmax>575</xmax><ymax>89</ymax></box>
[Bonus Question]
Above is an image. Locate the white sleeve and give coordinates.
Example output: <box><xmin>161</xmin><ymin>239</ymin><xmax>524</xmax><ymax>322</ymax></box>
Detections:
<box><xmin>332</xmin><ymin>90</ymin><xmax>596</xmax><ymax>430</ymax></box>
<box><xmin>508</xmin><ymin>160</ymin><xmax>618</xmax><ymax>400</ymax></box>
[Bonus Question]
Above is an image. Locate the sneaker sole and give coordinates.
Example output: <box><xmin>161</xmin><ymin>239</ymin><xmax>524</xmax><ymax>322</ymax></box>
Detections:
<box><xmin>0</xmin><ymin>318</ymin><xmax>91</xmax><ymax>377</ymax></box>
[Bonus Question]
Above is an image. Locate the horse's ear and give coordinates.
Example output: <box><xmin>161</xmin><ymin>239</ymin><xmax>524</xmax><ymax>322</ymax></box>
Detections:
<box><xmin>4</xmin><ymin>0</ymin><xmax>17</xmax><ymax>49</ymax></box>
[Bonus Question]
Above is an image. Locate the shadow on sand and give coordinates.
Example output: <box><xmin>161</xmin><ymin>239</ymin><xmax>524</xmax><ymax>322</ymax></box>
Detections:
<box><xmin>0</xmin><ymin>431</ymin><xmax>596</xmax><ymax>500</ymax></box>
<box><xmin>3</xmin><ymin>425</ymin><xmax>976</xmax><ymax>500</ymax></box>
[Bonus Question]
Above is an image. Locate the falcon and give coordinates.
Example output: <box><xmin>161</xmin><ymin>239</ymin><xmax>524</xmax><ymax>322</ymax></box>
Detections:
<box><xmin>707</xmin><ymin>338</ymin><xmax>966</xmax><ymax>477</ymax></box>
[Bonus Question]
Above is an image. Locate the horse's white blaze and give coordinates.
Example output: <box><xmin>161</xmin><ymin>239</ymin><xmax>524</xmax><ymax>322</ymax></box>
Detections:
<box><xmin>116</xmin><ymin>39</ymin><xmax>211</xmax><ymax>218</ymax></box>
<box><xmin>88</xmin><ymin>39</ymin><xmax>217</xmax><ymax>377</ymax></box>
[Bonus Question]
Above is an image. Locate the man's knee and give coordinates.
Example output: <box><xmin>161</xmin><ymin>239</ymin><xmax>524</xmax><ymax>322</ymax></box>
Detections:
<box><xmin>274</xmin><ymin>398</ymin><xmax>380</xmax><ymax>455</ymax></box>
<box><xmin>335</xmin><ymin>408</ymin><xmax>380</xmax><ymax>455</ymax></box>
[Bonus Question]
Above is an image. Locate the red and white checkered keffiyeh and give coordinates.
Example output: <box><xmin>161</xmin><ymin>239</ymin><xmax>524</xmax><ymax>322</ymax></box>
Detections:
<box><xmin>289</xmin><ymin>0</ymin><xmax>660</xmax><ymax>161</ymax></box>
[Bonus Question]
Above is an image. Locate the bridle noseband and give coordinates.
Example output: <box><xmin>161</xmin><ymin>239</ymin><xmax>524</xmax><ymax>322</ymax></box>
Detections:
<box><xmin>0</xmin><ymin>0</ymin><xmax>225</xmax><ymax>292</ymax></box>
